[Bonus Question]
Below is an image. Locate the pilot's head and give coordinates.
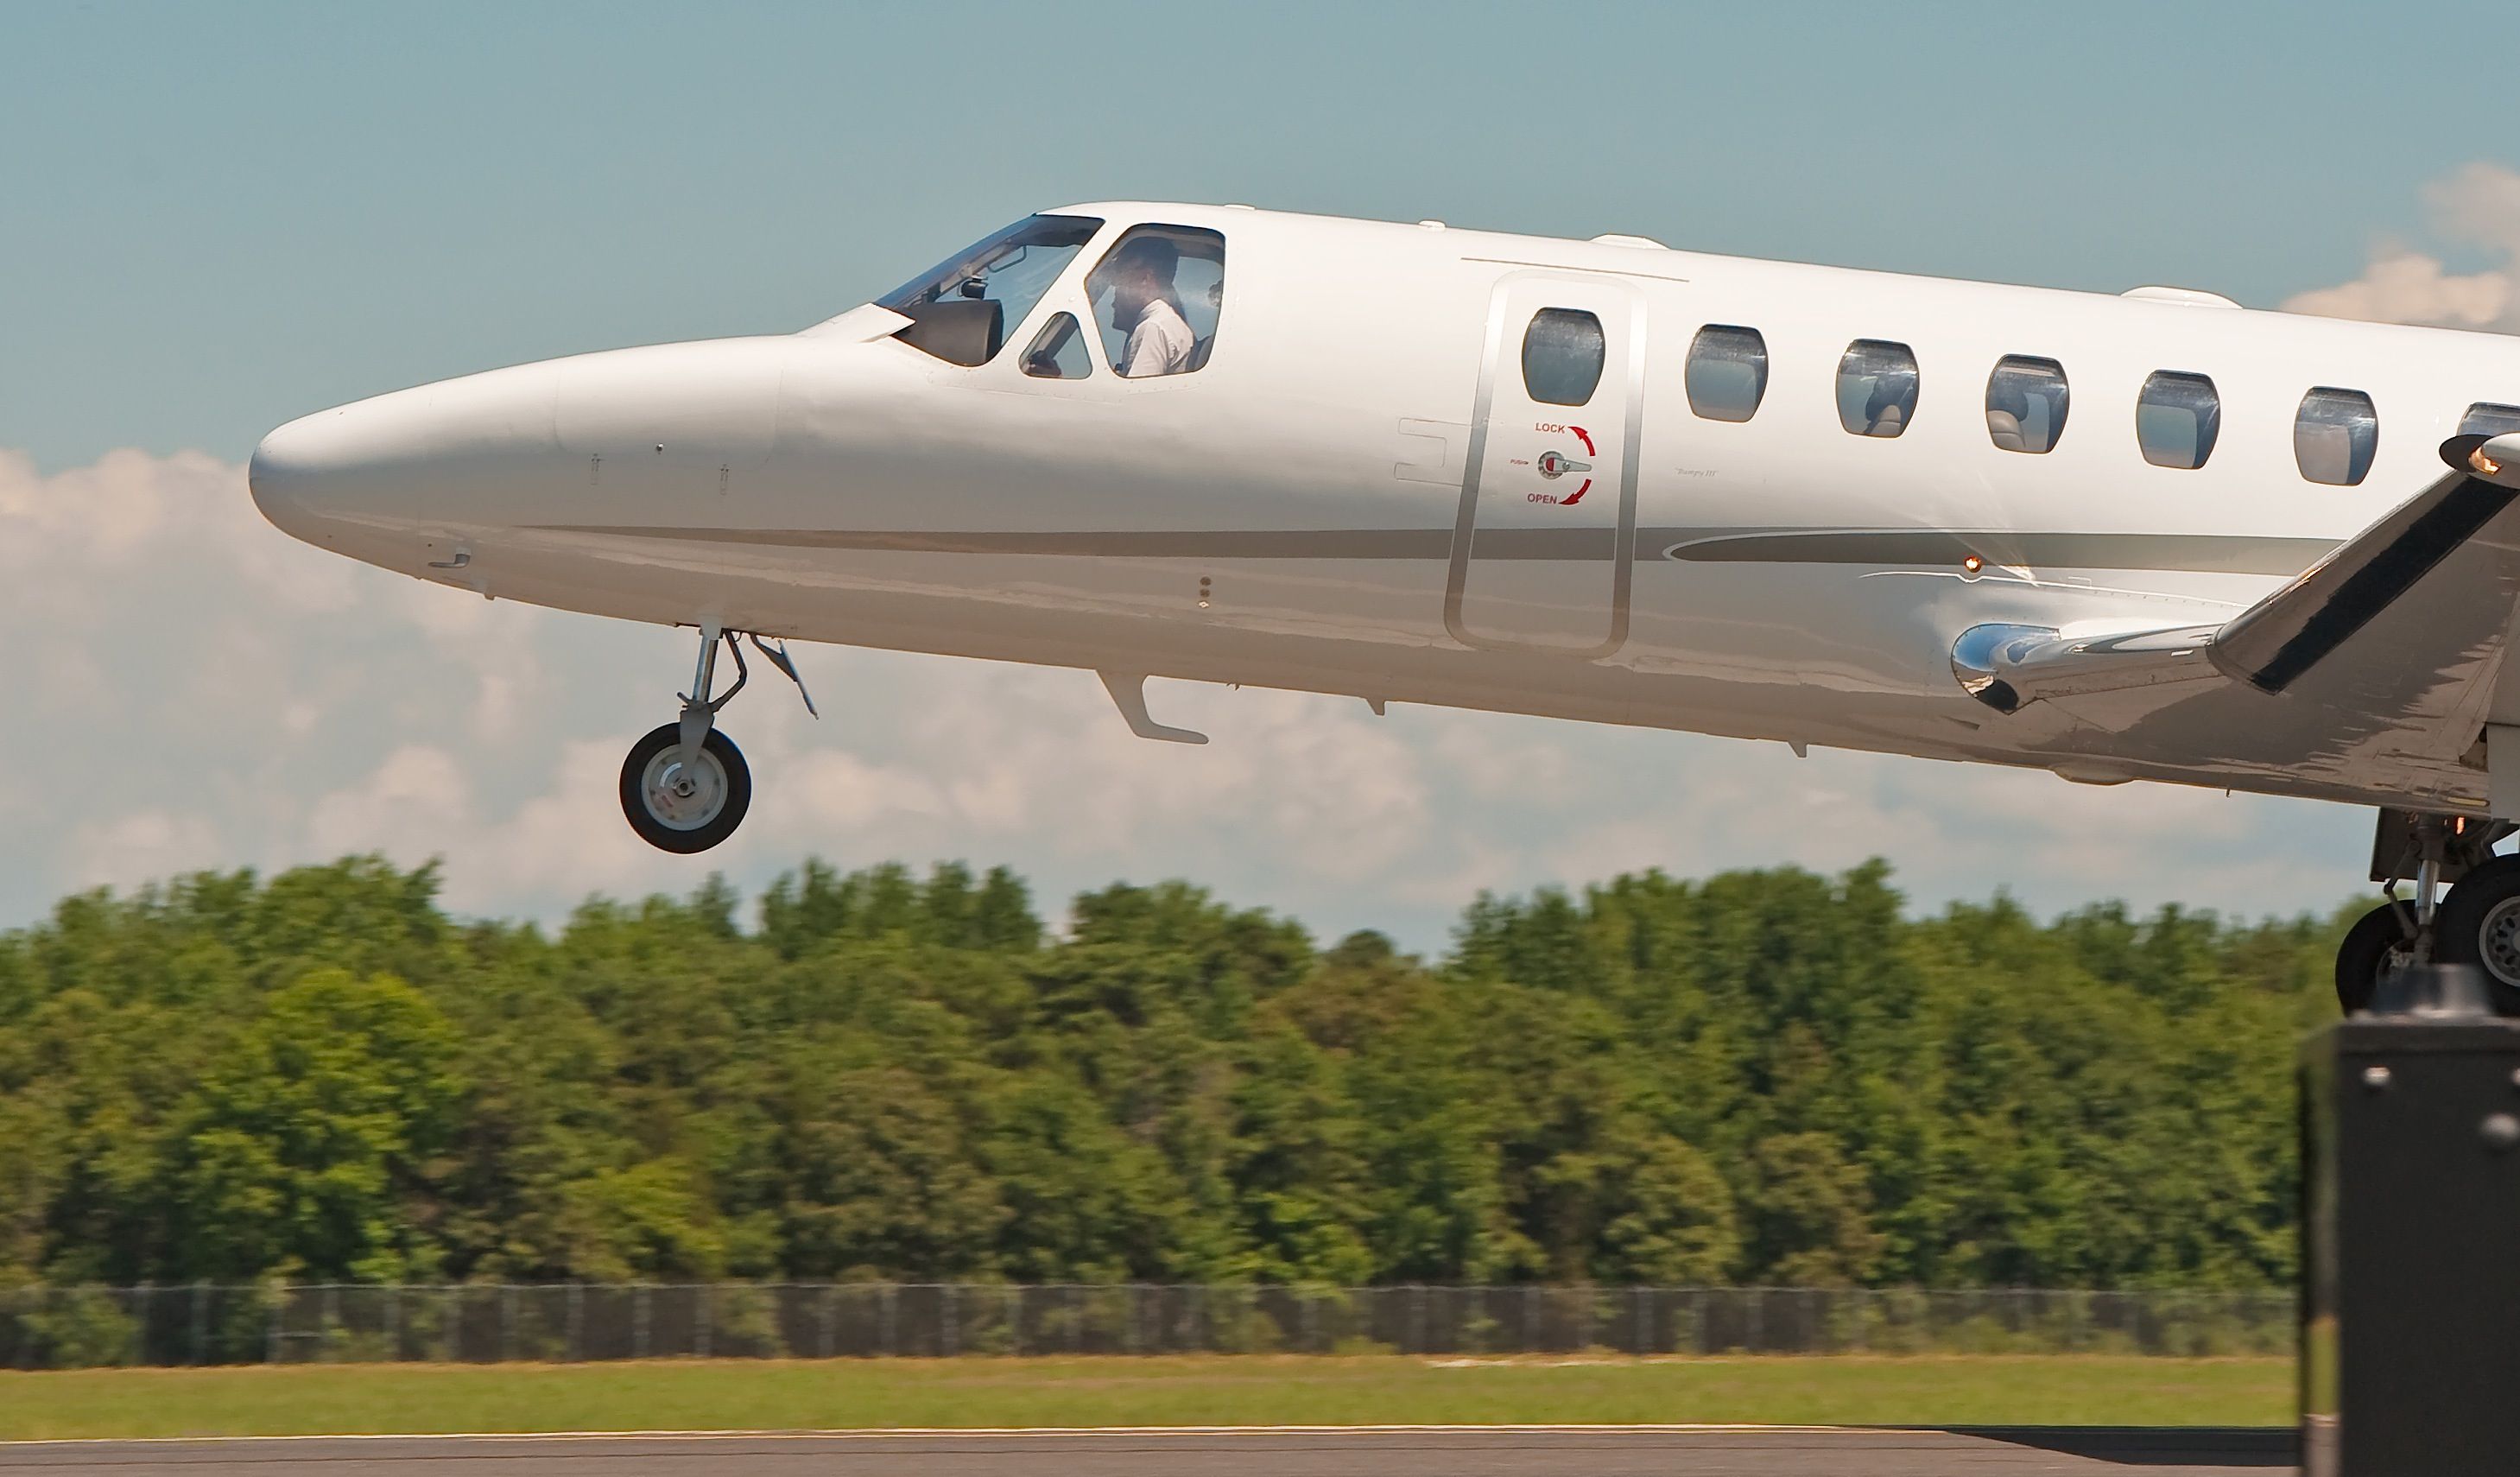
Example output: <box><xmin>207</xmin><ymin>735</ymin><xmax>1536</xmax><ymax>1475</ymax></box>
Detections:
<box><xmin>1097</xmin><ymin>238</ymin><xmax>1181</xmax><ymax>319</ymax></box>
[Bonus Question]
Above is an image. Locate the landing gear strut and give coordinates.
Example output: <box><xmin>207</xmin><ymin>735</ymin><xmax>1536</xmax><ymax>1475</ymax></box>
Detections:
<box><xmin>617</xmin><ymin>622</ymin><xmax>815</xmax><ymax>854</ymax></box>
<box><xmin>2338</xmin><ymin>810</ymin><xmax>2520</xmax><ymax>1014</ymax></box>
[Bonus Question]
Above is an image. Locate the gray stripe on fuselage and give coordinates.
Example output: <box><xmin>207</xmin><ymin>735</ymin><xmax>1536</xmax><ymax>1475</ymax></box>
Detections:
<box><xmin>1663</xmin><ymin>529</ymin><xmax>2335</xmax><ymax>574</ymax></box>
<box><xmin>531</xmin><ymin>524</ymin><xmax>2334</xmax><ymax>574</ymax></box>
<box><xmin>534</xmin><ymin>526</ymin><xmax>1586</xmax><ymax>559</ymax></box>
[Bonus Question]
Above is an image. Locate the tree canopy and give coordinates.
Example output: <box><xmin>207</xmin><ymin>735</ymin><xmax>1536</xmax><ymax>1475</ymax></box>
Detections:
<box><xmin>0</xmin><ymin>856</ymin><xmax>2338</xmax><ymax>1290</ymax></box>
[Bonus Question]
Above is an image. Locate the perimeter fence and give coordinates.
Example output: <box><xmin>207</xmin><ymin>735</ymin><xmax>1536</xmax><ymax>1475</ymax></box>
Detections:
<box><xmin>0</xmin><ymin>1283</ymin><xmax>2296</xmax><ymax>1370</ymax></box>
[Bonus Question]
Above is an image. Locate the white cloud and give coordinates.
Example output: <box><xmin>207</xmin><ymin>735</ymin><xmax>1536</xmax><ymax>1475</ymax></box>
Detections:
<box><xmin>2283</xmin><ymin>250</ymin><xmax>2513</xmax><ymax>331</ymax></box>
<box><xmin>2429</xmin><ymin>160</ymin><xmax>2520</xmax><ymax>260</ymax></box>
<box><xmin>65</xmin><ymin>809</ymin><xmax>224</xmax><ymax>895</ymax></box>
<box><xmin>0</xmin><ymin>448</ymin><xmax>2362</xmax><ymax>947</ymax></box>
<box><xmin>2283</xmin><ymin>162</ymin><xmax>2520</xmax><ymax>332</ymax></box>
<box><xmin>306</xmin><ymin>744</ymin><xmax>473</xmax><ymax>858</ymax></box>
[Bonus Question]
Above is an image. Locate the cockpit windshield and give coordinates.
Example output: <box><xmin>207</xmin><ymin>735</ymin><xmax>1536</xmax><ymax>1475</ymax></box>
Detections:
<box><xmin>878</xmin><ymin>214</ymin><xmax>1104</xmax><ymax>367</ymax></box>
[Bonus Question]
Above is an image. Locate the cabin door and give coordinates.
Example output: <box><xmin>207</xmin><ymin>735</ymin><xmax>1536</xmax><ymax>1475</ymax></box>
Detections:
<box><xmin>1444</xmin><ymin>273</ymin><xmax>1644</xmax><ymax>657</ymax></box>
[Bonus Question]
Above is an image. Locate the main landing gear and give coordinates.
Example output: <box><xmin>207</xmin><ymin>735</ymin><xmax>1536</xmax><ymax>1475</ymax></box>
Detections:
<box><xmin>2337</xmin><ymin>809</ymin><xmax>2520</xmax><ymax>1015</ymax></box>
<box><xmin>617</xmin><ymin>621</ymin><xmax>815</xmax><ymax>854</ymax></box>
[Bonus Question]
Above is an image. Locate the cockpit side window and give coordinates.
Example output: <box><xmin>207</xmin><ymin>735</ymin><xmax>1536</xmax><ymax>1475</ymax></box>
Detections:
<box><xmin>1021</xmin><ymin>313</ymin><xmax>1093</xmax><ymax>379</ymax></box>
<box><xmin>879</xmin><ymin>214</ymin><xmax>1104</xmax><ymax>367</ymax></box>
<box><xmin>1086</xmin><ymin>225</ymin><xmax>1226</xmax><ymax>377</ymax></box>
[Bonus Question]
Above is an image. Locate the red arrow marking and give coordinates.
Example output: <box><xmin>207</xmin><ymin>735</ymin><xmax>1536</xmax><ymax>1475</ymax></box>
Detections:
<box><xmin>1570</xmin><ymin>426</ymin><xmax>1596</xmax><ymax>455</ymax></box>
<box><xmin>1560</xmin><ymin>478</ymin><xmax>1592</xmax><ymax>506</ymax></box>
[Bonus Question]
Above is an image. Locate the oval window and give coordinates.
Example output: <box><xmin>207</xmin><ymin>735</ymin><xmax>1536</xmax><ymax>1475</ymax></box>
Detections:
<box><xmin>2137</xmin><ymin>371</ymin><xmax>2221</xmax><ymax>469</ymax></box>
<box><xmin>1686</xmin><ymin>326</ymin><xmax>1768</xmax><ymax>422</ymax></box>
<box><xmin>1837</xmin><ymin>339</ymin><xmax>1919</xmax><ymax>437</ymax></box>
<box><xmin>2461</xmin><ymin>403</ymin><xmax>2520</xmax><ymax>439</ymax></box>
<box><xmin>2295</xmin><ymin>387</ymin><xmax>2378</xmax><ymax>486</ymax></box>
<box><xmin>1522</xmin><ymin>308</ymin><xmax>1605</xmax><ymax>406</ymax></box>
<box><xmin>1985</xmin><ymin>356</ymin><xmax>2069</xmax><ymax>453</ymax></box>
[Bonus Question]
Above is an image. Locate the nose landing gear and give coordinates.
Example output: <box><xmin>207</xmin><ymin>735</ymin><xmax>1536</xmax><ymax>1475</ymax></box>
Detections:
<box><xmin>2337</xmin><ymin>810</ymin><xmax>2520</xmax><ymax>1014</ymax></box>
<box><xmin>617</xmin><ymin>622</ymin><xmax>814</xmax><ymax>854</ymax></box>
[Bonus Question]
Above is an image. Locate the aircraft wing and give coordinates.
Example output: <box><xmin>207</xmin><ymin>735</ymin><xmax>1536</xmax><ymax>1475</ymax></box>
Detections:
<box><xmin>1963</xmin><ymin>434</ymin><xmax>2520</xmax><ymax>788</ymax></box>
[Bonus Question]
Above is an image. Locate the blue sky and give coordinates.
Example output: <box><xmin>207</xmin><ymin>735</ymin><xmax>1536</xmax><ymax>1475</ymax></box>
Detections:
<box><xmin>2</xmin><ymin>1</ymin><xmax>2514</xmax><ymax>941</ymax></box>
<box><xmin>5</xmin><ymin>0</ymin><xmax>2507</xmax><ymax>471</ymax></box>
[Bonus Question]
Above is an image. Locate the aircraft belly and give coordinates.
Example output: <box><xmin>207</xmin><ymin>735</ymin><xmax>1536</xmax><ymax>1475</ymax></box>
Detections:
<box><xmin>467</xmin><ymin>527</ymin><xmax>2492</xmax><ymax>808</ymax></box>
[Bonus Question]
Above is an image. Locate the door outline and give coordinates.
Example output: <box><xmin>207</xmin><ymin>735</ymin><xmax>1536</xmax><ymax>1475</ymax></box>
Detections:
<box><xmin>1442</xmin><ymin>272</ymin><xmax>1649</xmax><ymax>659</ymax></box>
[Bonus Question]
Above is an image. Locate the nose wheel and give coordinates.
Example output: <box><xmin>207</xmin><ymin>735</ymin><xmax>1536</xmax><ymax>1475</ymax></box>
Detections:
<box><xmin>617</xmin><ymin>621</ymin><xmax>815</xmax><ymax>855</ymax></box>
<box><xmin>620</xmin><ymin>722</ymin><xmax>751</xmax><ymax>853</ymax></box>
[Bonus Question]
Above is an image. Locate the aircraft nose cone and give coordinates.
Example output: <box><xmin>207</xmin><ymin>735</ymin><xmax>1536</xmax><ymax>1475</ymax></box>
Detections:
<box><xmin>248</xmin><ymin>413</ymin><xmax>332</xmax><ymax>537</ymax></box>
<box><xmin>250</xmin><ymin>363</ymin><xmax>566</xmax><ymax>555</ymax></box>
<box><xmin>248</xmin><ymin>401</ymin><xmax>421</xmax><ymax>547</ymax></box>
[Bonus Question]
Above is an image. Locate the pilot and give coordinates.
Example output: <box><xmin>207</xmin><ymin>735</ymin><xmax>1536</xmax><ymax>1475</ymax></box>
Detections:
<box><xmin>1099</xmin><ymin>238</ymin><xmax>1197</xmax><ymax>378</ymax></box>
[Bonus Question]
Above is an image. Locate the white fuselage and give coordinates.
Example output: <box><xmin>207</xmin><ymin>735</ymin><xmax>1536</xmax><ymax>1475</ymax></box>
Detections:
<box><xmin>249</xmin><ymin>202</ymin><xmax>2520</xmax><ymax>815</ymax></box>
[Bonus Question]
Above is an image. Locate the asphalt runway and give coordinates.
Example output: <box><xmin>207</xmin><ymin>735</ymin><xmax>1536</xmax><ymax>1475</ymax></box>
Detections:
<box><xmin>0</xmin><ymin>1426</ymin><xmax>2298</xmax><ymax>1475</ymax></box>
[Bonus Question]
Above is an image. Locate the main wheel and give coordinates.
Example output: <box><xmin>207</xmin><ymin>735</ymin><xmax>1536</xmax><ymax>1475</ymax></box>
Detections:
<box><xmin>2434</xmin><ymin>854</ymin><xmax>2520</xmax><ymax>1010</ymax></box>
<box><xmin>618</xmin><ymin>722</ymin><xmax>751</xmax><ymax>853</ymax></box>
<box><xmin>2335</xmin><ymin>902</ymin><xmax>2417</xmax><ymax>1015</ymax></box>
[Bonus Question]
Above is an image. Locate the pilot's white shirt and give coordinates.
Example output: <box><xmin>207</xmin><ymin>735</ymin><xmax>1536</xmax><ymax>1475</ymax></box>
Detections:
<box><xmin>1120</xmin><ymin>298</ymin><xmax>1196</xmax><ymax>377</ymax></box>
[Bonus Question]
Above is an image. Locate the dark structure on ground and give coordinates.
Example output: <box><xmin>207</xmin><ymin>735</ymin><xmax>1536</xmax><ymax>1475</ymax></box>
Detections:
<box><xmin>2302</xmin><ymin>967</ymin><xmax>2520</xmax><ymax>1475</ymax></box>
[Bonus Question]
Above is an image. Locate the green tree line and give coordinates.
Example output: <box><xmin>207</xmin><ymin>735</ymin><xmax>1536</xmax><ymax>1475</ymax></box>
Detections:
<box><xmin>0</xmin><ymin>856</ymin><xmax>2337</xmax><ymax>1290</ymax></box>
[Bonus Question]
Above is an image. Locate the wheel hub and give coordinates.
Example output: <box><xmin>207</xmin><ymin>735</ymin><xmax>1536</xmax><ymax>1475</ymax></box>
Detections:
<box><xmin>2479</xmin><ymin>896</ymin><xmax>2520</xmax><ymax>988</ymax></box>
<box><xmin>642</xmin><ymin>749</ymin><xmax>726</xmax><ymax>829</ymax></box>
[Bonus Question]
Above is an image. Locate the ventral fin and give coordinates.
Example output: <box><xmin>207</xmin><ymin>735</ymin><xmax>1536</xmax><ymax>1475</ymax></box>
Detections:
<box><xmin>1098</xmin><ymin>671</ymin><xmax>1208</xmax><ymax>745</ymax></box>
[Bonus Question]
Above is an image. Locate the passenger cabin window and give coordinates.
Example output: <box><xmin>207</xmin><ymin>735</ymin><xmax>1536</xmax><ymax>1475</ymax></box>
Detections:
<box><xmin>1021</xmin><ymin>312</ymin><xmax>1092</xmax><ymax>379</ymax></box>
<box><xmin>2295</xmin><ymin>388</ymin><xmax>2378</xmax><ymax>486</ymax></box>
<box><xmin>878</xmin><ymin>214</ymin><xmax>1103</xmax><ymax>367</ymax></box>
<box><xmin>1985</xmin><ymin>356</ymin><xmax>2069</xmax><ymax>453</ymax></box>
<box><xmin>1837</xmin><ymin>340</ymin><xmax>1919</xmax><ymax>437</ymax></box>
<box><xmin>2461</xmin><ymin>403</ymin><xmax>2520</xmax><ymax>439</ymax></box>
<box><xmin>1523</xmin><ymin>308</ymin><xmax>1606</xmax><ymax>406</ymax></box>
<box><xmin>2137</xmin><ymin>371</ymin><xmax>2221</xmax><ymax>469</ymax></box>
<box><xmin>1685</xmin><ymin>326</ymin><xmax>1768</xmax><ymax>422</ymax></box>
<box><xmin>1086</xmin><ymin>225</ymin><xmax>1226</xmax><ymax>377</ymax></box>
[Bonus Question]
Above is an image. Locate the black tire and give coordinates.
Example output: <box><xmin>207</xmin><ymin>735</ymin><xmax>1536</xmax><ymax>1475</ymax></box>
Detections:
<box><xmin>2433</xmin><ymin>853</ymin><xmax>2520</xmax><ymax>1010</ymax></box>
<box><xmin>2336</xmin><ymin>902</ymin><xmax>2415</xmax><ymax>1016</ymax></box>
<box><xmin>617</xmin><ymin>722</ymin><xmax>751</xmax><ymax>854</ymax></box>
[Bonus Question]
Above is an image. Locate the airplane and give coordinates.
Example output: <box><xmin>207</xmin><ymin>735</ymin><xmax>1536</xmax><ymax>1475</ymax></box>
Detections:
<box><xmin>247</xmin><ymin>201</ymin><xmax>2520</xmax><ymax>1016</ymax></box>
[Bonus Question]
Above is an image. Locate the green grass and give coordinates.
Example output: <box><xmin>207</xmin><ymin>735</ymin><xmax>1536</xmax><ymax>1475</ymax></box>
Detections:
<box><xmin>0</xmin><ymin>1355</ymin><xmax>2291</xmax><ymax>1440</ymax></box>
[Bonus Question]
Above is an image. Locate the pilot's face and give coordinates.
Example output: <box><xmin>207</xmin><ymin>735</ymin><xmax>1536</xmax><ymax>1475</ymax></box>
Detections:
<box><xmin>1099</xmin><ymin>261</ymin><xmax>1163</xmax><ymax>321</ymax></box>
